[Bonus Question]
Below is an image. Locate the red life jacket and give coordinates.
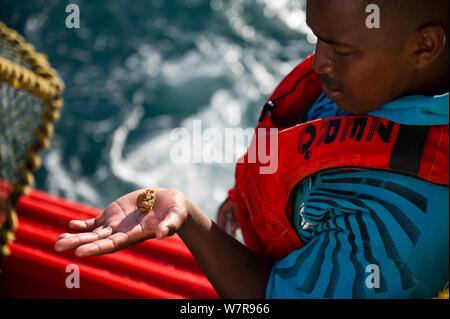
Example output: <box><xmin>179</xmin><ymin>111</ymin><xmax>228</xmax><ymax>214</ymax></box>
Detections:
<box><xmin>231</xmin><ymin>54</ymin><xmax>449</xmax><ymax>263</ymax></box>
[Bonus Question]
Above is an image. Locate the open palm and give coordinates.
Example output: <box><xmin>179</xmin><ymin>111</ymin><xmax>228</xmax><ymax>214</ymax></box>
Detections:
<box><xmin>54</xmin><ymin>188</ymin><xmax>188</xmax><ymax>257</ymax></box>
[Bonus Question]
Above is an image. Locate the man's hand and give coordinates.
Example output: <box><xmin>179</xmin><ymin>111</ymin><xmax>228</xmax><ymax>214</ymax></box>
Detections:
<box><xmin>55</xmin><ymin>188</ymin><xmax>271</xmax><ymax>298</ymax></box>
<box><xmin>216</xmin><ymin>196</ymin><xmax>238</xmax><ymax>238</ymax></box>
<box><xmin>54</xmin><ymin>188</ymin><xmax>188</xmax><ymax>257</ymax></box>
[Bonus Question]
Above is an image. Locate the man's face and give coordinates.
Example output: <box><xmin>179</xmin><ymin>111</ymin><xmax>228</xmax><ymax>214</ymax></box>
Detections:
<box><xmin>306</xmin><ymin>0</ymin><xmax>412</xmax><ymax>114</ymax></box>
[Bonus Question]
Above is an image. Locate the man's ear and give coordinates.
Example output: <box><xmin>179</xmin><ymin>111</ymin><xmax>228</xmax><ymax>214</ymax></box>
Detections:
<box><xmin>411</xmin><ymin>24</ymin><xmax>447</xmax><ymax>69</ymax></box>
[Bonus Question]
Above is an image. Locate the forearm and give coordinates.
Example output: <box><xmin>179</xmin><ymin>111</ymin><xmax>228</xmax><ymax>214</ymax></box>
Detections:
<box><xmin>178</xmin><ymin>200</ymin><xmax>272</xmax><ymax>299</ymax></box>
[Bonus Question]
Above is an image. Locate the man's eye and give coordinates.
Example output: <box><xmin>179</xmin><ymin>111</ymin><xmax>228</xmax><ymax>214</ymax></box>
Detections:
<box><xmin>333</xmin><ymin>48</ymin><xmax>352</xmax><ymax>56</ymax></box>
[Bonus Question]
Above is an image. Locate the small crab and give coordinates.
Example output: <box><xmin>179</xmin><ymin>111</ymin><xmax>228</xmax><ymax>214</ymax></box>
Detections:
<box><xmin>136</xmin><ymin>189</ymin><xmax>156</xmax><ymax>213</ymax></box>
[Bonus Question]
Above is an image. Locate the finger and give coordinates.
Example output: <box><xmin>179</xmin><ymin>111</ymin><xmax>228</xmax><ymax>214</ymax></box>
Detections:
<box><xmin>225</xmin><ymin>210</ymin><xmax>233</xmax><ymax>235</ymax></box>
<box><xmin>74</xmin><ymin>232</ymin><xmax>129</xmax><ymax>257</ymax></box>
<box><xmin>55</xmin><ymin>233</ymin><xmax>97</xmax><ymax>252</ymax></box>
<box><xmin>156</xmin><ymin>208</ymin><xmax>185</xmax><ymax>240</ymax></box>
<box><xmin>58</xmin><ymin>226</ymin><xmax>112</xmax><ymax>241</ymax></box>
<box><xmin>68</xmin><ymin>219</ymin><xmax>94</xmax><ymax>230</ymax></box>
<box><xmin>230</xmin><ymin>208</ymin><xmax>238</xmax><ymax>237</ymax></box>
<box><xmin>216</xmin><ymin>208</ymin><xmax>227</xmax><ymax>229</ymax></box>
<box><xmin>216</xmin><ymin>197</ymin><xmax>232</xmax><ymax>226</ymax></box>
<box><xmin>58</xmin><ymin>233</ymin><xmax>75</xmax><ymax>240</ymax></box>
<box><xmin>231</xmin><ymin>223</ymin><xmax>239</xmax><ymax>238</ymax></box>
<box><xmin>54</xmin><ymin>226</ymin><xmax>112</xmax><ymax>252</ymax></box>
<box><xmin>69</xmin><ymin>214</ymin><xmax>105</xmax><ymax>232</ymax></box>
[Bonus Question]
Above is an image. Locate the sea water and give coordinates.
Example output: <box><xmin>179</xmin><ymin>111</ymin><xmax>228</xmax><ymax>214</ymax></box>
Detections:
<box><xmin>0</xmin><ymin>0</ymin><xmax>315</xmax><ymax>220</ymax></box>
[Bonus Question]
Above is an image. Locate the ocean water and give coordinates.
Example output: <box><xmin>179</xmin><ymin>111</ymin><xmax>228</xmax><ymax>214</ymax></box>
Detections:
<box><xmin>0</xmin><ymin>0</ymin><xmax>315</xmax><ymax>220</ymax></box>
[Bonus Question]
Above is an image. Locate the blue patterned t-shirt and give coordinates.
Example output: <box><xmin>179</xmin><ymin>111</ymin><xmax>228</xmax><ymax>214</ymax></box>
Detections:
<box><xmin>265</xmin><ymin>93</ymin><xmax>449</xmax><ymax>299</ymax></box>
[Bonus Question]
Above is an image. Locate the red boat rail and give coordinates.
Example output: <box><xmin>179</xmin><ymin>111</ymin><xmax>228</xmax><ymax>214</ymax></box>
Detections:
<box><xmin>0</xmin><ymin>188</ymin><xmax>219</xmax><ymax>299</ymax></box>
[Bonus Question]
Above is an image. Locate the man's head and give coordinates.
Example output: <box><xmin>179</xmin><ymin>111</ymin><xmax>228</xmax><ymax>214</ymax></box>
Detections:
<box><xmin>306</xmin><ymin>0</ymin><xmax>449</xmax><ymax>114</ymax></box>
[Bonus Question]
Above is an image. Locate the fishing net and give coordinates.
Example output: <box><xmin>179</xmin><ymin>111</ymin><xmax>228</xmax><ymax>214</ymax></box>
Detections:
<box><xmin>0</xmin><ymin>21</ymin><xmax>64</xmax><ymax>258</ymax></box>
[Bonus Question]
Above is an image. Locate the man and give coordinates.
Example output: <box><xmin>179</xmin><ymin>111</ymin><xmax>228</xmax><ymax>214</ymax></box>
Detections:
<box><xmin>55</xmin><ymin>0</ymin><xmax>449</xmax><ymax>298</ymax></box>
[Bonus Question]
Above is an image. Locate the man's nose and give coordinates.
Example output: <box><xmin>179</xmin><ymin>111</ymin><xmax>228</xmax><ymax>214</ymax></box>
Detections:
<box><xmin>312</xmin><ymin>40</ymin><xmax>334</xmax><ymax>75</ymax></box>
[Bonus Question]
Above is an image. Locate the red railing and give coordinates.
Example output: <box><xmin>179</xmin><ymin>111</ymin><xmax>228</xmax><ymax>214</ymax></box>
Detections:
<box><xmin>0</xmin><ymin>188</ymin><xmax>219</xmax><ymax>299</ymax></box>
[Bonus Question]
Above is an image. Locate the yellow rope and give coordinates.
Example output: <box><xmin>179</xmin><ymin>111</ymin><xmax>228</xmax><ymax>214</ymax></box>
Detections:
<box><xmin>0</xmin><ymin>21</ymin><xmax>64</xmax><ymax>92</ymax></box>
<box><xmin>433</xmin><ymin>283</ymin><xmax>449</xmax><ymax>299</ymax></box>
<box><xmin>0</xmin><ymin>21</ymin><xmax>64</xmax><ymax>258</ymax></box>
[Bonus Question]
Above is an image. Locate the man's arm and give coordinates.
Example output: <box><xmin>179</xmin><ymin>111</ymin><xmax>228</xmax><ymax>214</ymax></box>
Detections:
<box><xmin>180</xmin><ymin>200</ymin><xmax>272</xmax><ymax>298</ymax></box>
